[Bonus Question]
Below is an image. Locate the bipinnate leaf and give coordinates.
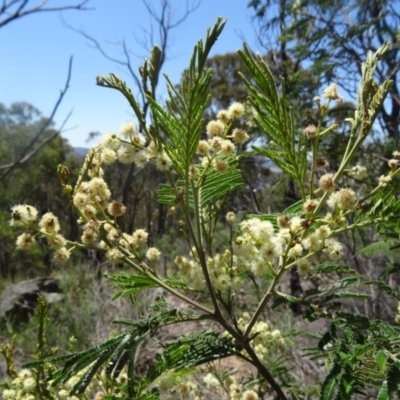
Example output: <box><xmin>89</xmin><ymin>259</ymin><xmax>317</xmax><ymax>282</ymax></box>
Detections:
<box><xmin>272</xmin><ymin>292</ymin><xmax>303</xmax><ymax>309</ymax></box>
<box><xmin>386</xmin><ymin>362</ymin><xmax>400</xmax><ymax>393</ymax></box>
<box><xmin>238</xmin><ymin>44</ymin><xmax>307</xmax><ymax>196</ymax></box>
<box><xmin>157</xmin><ymin>157</ymin><xmax>243</xmax><ymax>209</ymax></box>
<box><xmin>282</xmin><ymin>199</ymin><xmax>304</xmax><ymax>216</ymax></box>
<box><xmin>146</xmin><ymin>330</ymin><xmax>241</xmax><ymax>383</ymax></box>
<box><xmin>375</xmin><ymin>351</ymin><xmax>388</xmax><ymax>372</ymax></box>
<box><xmin>96</xmin><ymin>73</ymin><xmax>148</xmax><ymax>138</ymax></box>
<box><xmin>27</xmin><ymin>306</ymin><xmax>211</xmax><ymax>398</ymax></box>
<box><xmin>321</xmin><ymin>362</ymin><xmax>341</xmax><ymax>400</ymax></box>
<box><xmin>327</xmin><ymin>277</ymin><xmax>358</xmax><ymax>290</ymax></box>
<box><xmin>377</xmin><ymin>381</ymin><xmax>389</xmax><ymax>400</ymax></box>
<box><xmin>315</xmin><ymin>262</ymin><xmax>359</xmax><ymax>275</ymax></box>
<box><xmin>52</xmin><ymin>331</ymin><xmax>234</xmax><ymax>399</ymax></box>
<box><xmin>146</xmin><ymin>18</ymin><xmax>226</xmax><ymax>177</ymax></box>
<box><xmin>107</xmin><ymin>273</ymin><xmax>187</xmax><ymax>301</ymax></box>
<box><xmin>364</xmin><ymin>280</ymin><xmax>400</xmax><ymax>301</ymax></box>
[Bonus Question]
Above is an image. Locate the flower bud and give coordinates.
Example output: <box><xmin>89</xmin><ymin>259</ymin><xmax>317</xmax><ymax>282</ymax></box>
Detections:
<box><xmin>319</xmin><ymin>173</ymin><xmax>335</xmax><ymax>192</ymax></box>
<box><xmin>304</xmin><ymin>124</ymin><xmax>317</xmax><ymax>138</ymax></box>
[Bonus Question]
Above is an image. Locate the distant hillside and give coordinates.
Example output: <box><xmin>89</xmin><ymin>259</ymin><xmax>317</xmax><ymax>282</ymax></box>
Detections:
<box><xmin>73</xmin><ymin>147</ymin><xmax>89</xmax><ymax>157</ymax></box>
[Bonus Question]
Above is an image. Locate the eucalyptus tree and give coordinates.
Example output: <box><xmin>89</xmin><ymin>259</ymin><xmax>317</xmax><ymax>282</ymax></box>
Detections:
<box><xmin>249</xmin><ymin>0</ymin><xmax>400</xmax><ymax>141</ymax></box>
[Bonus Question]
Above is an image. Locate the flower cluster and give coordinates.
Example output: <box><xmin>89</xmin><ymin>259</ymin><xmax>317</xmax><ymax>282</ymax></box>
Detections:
<box><xmin>157</xmin><ymin>374</ymin><xmax>198</xmax><ymax>400</ymax></box>
<box><xmin>97</xmin><ymin>109</ymin><xmax>249</xmax><ymax>176</ymax></box>
<box><xmin>199</xmin><ymin>102</ymin><xmax>250</xmax><ymax>175</ymax></box>
<box><xmin>10</xmin><ymin>195</ymin><xmax>159</xmax><ymax>267</ymax></box>
<box><xmin>69</xmin><ymin>153</ymin><xmax>159</xmax><ymax>263</ymax></box>
<box><xmin>1</xmin><ymin>366</ymin><xmax>110</xmax><ymax>400</ymax></box>
<box><xmin>11</xmin><ymin>205</ymin><xmax>71</xmax><ymax>263</ymax></box>
<box><xmin>322</xmin><ymin>82</ymin><xmax>343</xmax><ymax>103</ymax></box>
<box><xmin>99</xmin><ymin>121</ymin><xmax>172</xmax><ymax>171</ymax></box>
<box><xmin>10</xmin><ymin>109</ymin><xmax>248</xmax><ymax>267</ymax></box>
<box><xmin>1</xmin><ymin>361</ymin><xmax>138</xmax><ymax>400</ymax></box>
<box><xmin>327</xmin><ymin>188</ymin><xmax>357</xmax><ymax>210</ymax></box>
<box><xmin>203</xmin><ymin>372</ymin><xmax>259</xmax><ymax>400</ymax></box>
<box><xmin>156</xmin><ymin>371</ymin><xmax>260</xmax><ymax>400</ymax></box>
<box><xmin>10</xmin><ymin>122</ymin><xmax>165</xmax><ymax>267</ymax></box>
<box><xmin>237</xmin><ymin>313</ymin><xmax>285</xmax><ymax>363</ymax></box>
<box><xmin>236</xmin><ymin>215</ymin><xmax>342</xmax><ymax>277</ymax></box>
<box><xmin>348</xmin><ymin>164</ymin><xmax>367</xmax><ymax>179</ymax></box>
<box><xmin>173</xmin><ymin>209</ymin><xmax>344</xmax><ymax>301</ymax></box>
<box><xmin>2</xmin><ymin>369</ymin><xmax>41</xmax><ymax>400</ymax></box>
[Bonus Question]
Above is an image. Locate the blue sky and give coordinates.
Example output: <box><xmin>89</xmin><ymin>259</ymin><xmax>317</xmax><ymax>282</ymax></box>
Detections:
<box><xmin>0</xmin><ymin>1</ymin><xmax>261</xmax><ymax>148</ymax></box>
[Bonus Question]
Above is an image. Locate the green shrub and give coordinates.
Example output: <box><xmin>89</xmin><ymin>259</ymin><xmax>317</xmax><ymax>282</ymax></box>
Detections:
<box><xmin>3</xmin><ymin>18</ymin><xmax>400</xmax><ymax>400</ymax></box>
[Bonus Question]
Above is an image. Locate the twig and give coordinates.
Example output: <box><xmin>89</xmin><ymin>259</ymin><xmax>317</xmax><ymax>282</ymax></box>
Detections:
<box><xmin>0</xmin><ymin>0</ymin><xmax>91</xmax><ymax>29</ymax></box>
<box><xmin>0</xmin><ymin>110</ymin><xmax>73</xmax><ymax>171</ymax></box>
<box><xmin>0</xmin><ymin>56</ymin><xmax>73</xmax><ymax>180</ymax></box>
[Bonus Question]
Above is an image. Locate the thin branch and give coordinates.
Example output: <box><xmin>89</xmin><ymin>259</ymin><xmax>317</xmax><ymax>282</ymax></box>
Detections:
<box><xmin>65</xmin><ymin>0</ymin><xmax>201</xmax><ymax>211</ymax></box>
<box><xmin>0</xmin><ymin>56</ymin><xmax>73</xmax><ymax>180</ymax></box>
<box><xmin>63</xmin><ymin>0</ymin><xmax>201</xmax><ymax>106</ymax></box>
<box><xmin>142</xmin><ymin>0</ymin><xmax>201</xmax><ymax>30</ymax></box>
<box><xmin>0</xmin><ymin>110</ymin><xmax>73</xmax><ymax>171</ymax></box>
<box><xmin>62</xmin><ymin>19</ymin><xmax>147</xmax><ymax>107</ymax></box>
<box><xmin>0</xmin><ymin>0</ymin><xmax>91</xmax><ymax>29</ymax></box>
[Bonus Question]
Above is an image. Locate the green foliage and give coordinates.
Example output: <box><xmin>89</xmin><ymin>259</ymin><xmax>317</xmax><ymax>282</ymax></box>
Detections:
<box><xmin>25</xmin><ymin>297</ymin><xmax>230</xmax><ymax>398</ymax></box>
<box><xmin>305</xmin><ymin>318</ymin><xmax>400</xmax><ymax>399</ymax></box>
<box><xmin>107</xmin><ymin>273</ymin><xmax>188</xmax><ymax>301</ymax></box>
<box><xmin>248</xmin><ymin>0</ymin><xmax>400</xmax><ymax>139</ymax></box>
<box><xmin>238</xmin><ymin>44</ymin><xmax>308</xmax><ymax>199</ymax></box>
<box><xmin>157</xmin><ymin>156</ymin><xmax>243</xmax><ymax>208</ymax></box>
<box><xmin>5</xmin><ymin>17</ymin><xmax>400</xmax><ymax>400</ymax></box>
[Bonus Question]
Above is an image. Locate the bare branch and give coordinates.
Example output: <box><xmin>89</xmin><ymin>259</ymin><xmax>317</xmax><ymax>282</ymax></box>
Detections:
<box><xmin>0</xmin><ymin>0</ymin><xmax>92</xmax><ymax>29</ymax></box>
<box><xmin>64</xmin><ymin>0</ymin><xmax>201</xmax><ymax>214</ymax></box>
<box><xmin>61</xmin><ymin>19</ymin><xmax>147</xmax><ymax>108</ymax></box>
<box><xmin>0</xmin><ymin>112</ymin><xmax>72</xmax><ymax>171</ymax></box>
<box><xmin>142</xmin><ymin>0</ymin><xmax>201</xmax><ymax>30</ymax></box>
<box><xmin>0</xmin><ymin>56</ymin><xmax>73</xmax><ymax>180</ymax></box>
<box><xmin>64</xmin><ymin>0</ymin><xmax>200</xmax><ymax>105</ymax></box>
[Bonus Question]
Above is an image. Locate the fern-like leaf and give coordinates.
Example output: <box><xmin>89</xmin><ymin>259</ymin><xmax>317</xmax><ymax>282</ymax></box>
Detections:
<box><xmin>107</xmin><ymin>273</ymin><xmax>187</xmax><ymax>301</ymax></box>
<box><xmin>321</xmin><ymin>362</ymin><xmax>341</xmax><ymax>400</ymax></box>
<box><xmin>157</xmin><ymin>156</ymin><xmax>243</xmax><ymax>209</ymax></box>
<box><xmin>238</xmin><ymin>44</ymin><xmax>307</xmax><ymax>198</ymax></box>
<box><xmin>29</xmin><ymin>306</ymin><xmax>211</xmax><ymax>397</ymax></box>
